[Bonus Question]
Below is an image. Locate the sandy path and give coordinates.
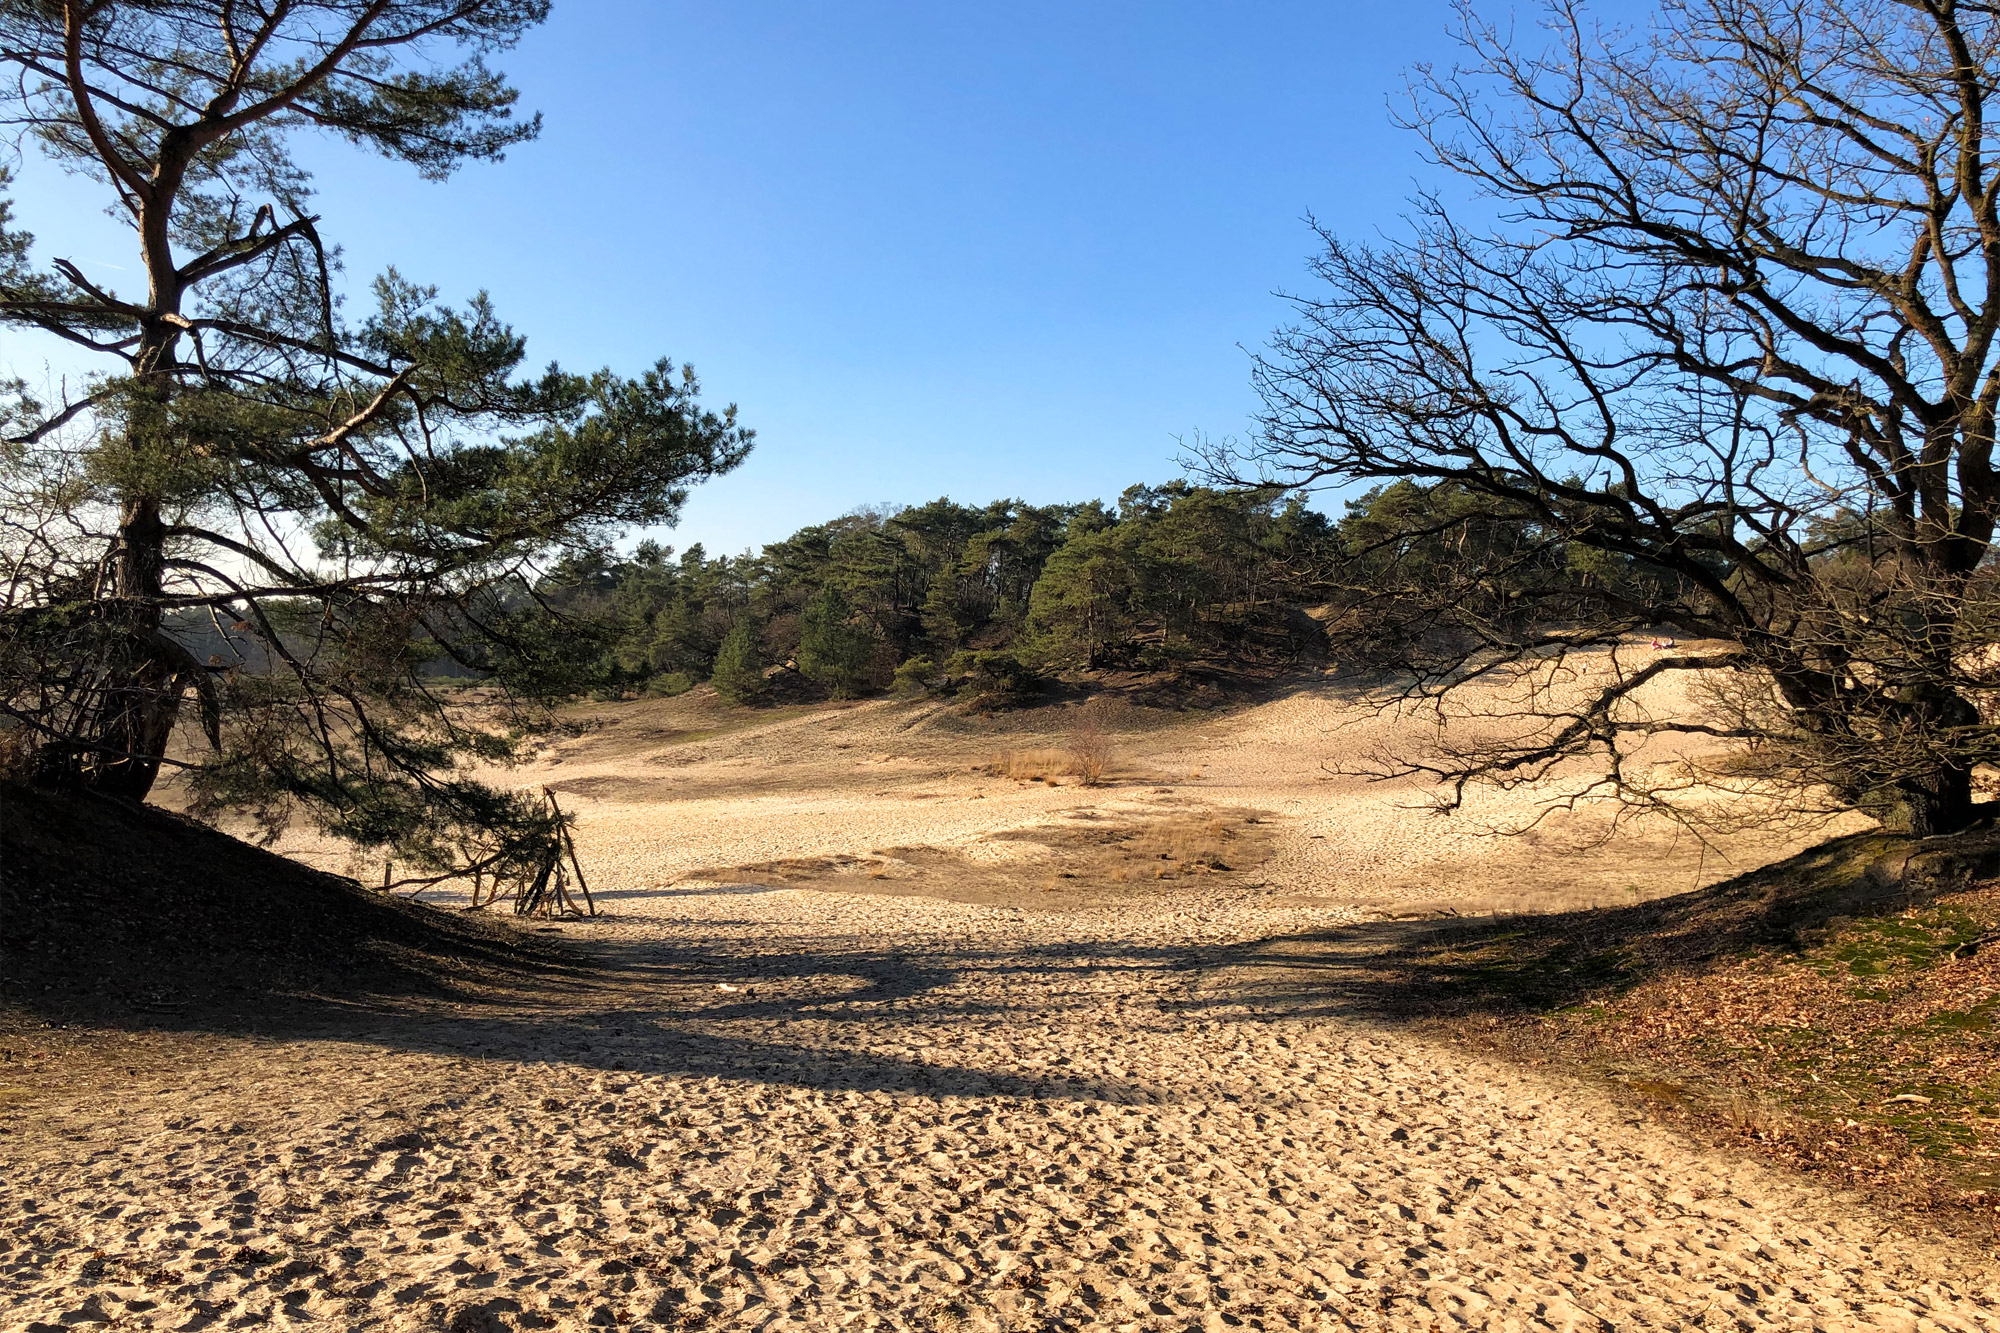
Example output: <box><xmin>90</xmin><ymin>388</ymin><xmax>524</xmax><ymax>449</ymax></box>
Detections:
<box><xmin>12</xmin><ymin>675</ymin><xmax>1985</xmax><ymax>1330</ymax></box>
<box><xmin>5</xmin><ymin>884</ymin><xmax>1996</xmax><ymax>1332</ymax></box>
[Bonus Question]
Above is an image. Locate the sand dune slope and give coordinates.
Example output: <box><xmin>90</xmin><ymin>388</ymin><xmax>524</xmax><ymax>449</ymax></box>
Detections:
<box><xmin>5</xmin><ymin>674</ymin><xmax>1992</xmax><ymax>1330</ymax></box>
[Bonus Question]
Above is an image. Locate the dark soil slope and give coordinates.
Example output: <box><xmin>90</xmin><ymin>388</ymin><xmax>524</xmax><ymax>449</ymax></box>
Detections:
<box><xmin>0</xmin><ymin>783</ymin><xmax>574</xmax><ymax>1028</ymax></box>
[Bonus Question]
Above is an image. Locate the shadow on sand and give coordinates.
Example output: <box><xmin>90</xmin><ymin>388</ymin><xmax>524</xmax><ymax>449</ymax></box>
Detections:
<box><xmin>1171</xmin><ymin>825</ymin><xmax>1994</xmax><ymax>1025</ymax></box>
<box><xmin>12</xmin><ymin>782</ymin><xmax>1975</xmax><ymax>1109</ymax></box>
<box><xmin>2</xmin><ymin>785</ymin><xmax>1212</xmax><ymax>1103</ymax></box>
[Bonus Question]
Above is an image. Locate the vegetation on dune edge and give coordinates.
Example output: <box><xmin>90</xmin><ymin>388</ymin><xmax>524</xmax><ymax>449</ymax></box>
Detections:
<box><xmin>544</xmin><ymin>483</ymin><xmax>1337</xmax><ymax>711</ymax></box>
<box><xmin>1243</xmin><ymin>833</ymin><xmax>2000</xmax><ymax>1230</ymax></box>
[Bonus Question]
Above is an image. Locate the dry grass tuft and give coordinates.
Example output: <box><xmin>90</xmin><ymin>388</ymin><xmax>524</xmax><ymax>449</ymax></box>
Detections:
<box><xmin>696</xmin><ymin>808</ymin><xmax>1275</xmax><ymax>909</ymax></box>
<box><xmin>990</xmin><ymin>748</ymin><xmax>1079</xmax><ymax>782</ymax></box>
<box><xmin>982</xmin><ymin>699</ymin><xmax>1120</xmax><ymax>785</ymax></box>
<box><xmin>1121</xmin><ymin>817</ymin><xmax>1238</xmax><ymax>873</ymax></box>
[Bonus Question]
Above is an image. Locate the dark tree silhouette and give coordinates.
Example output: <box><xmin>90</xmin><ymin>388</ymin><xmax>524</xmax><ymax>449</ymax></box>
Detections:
<box><xmin>1213</xmin><ymin>0</ymin><xmax>2000</xmax><ymax>836</ymax></box>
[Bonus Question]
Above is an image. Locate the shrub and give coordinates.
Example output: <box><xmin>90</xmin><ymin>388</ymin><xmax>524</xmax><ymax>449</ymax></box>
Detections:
<box><xmin>0</xmin><ymin>723</ymin><xmax>34</xmax><ymax>783</ymax></box>
<box><xmin>645</xmin><ymin>671</ymin><xmax>694</xmax><ymax>698</ymax></box>
<box><xmin>946</xmin><ymin>649</ymin><xmax>1040</xmax><ymax>710</ymax></box>
<box><xmin>891</xmin><ymin>655</ymin><xmax>941</xmax><ymax>698</ymax></box>
<box><xmin>1067</xmin><ymin>696</ymin><xmax>1115</xmax><ymax>785</ymax></box>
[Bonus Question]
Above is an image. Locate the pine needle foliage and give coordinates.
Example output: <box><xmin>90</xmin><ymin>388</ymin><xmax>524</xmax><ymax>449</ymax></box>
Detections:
<box><xmin>0</xmin><ymin>2</ymin><xmax>751</xmax><ymax>893</ymax></box>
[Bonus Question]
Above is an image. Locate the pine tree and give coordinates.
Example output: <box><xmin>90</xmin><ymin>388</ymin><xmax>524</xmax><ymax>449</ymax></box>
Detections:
<box><xmin>0</xmin><ymin>3</ymin><xmax>750</xmax><ymax>892</ymax></box>
<box><xmin>709</xmin><ymin>620</ymin><xmax>766</xmax><ymax>705</ymax></box>
<box><xmin>1026</xmin><ymin>529</ymin><xmax>1135</xmax><ymax>670</ymax></box>
<box><xmin>796</xmin><ymin>586</ymin><xmax>877</xmax><ymax>699</ymax></box>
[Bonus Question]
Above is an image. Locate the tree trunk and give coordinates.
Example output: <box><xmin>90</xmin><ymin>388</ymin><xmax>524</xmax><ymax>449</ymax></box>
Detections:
<box><xmin>81</xmin><ymin>495</ymin><xmax>183</xmax><ymax>800</ymax></box>
<box><xmin>75</xmin><ymin>281</ymin><xmax>189</xmax><ymax>799</ymax></box>
<box><xmin>1895</xmin><ymin>676</ymin><xmax>1983</xmax><ymax>837</ymax></box>
<box><xmin>1902</xmin><ymin>762</ymin><xmax>1977</xmax><ymax>838</ymax></box>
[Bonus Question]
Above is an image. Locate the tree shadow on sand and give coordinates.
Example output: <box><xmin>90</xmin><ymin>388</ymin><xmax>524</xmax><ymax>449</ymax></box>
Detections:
<box><xmin>1172</xmin><ymin>826</ymin><xmax>2000</xmax><ymax>1024</ymax></box>
<box><xmin>2</xmin><ymin>785</ymin><xmax>1211</xmax><ymax>1104</ymax></box>
<box><xmin>19</xmin><ymin>784</ymin><xmax>1980</xmax><ymax>1111</ymax></box>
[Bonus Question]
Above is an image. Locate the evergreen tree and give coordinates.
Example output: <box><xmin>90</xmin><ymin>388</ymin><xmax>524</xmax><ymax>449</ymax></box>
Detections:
<box><xmin>796</xmin><ymin>586</ymin><xmax>877</xmax><ymax>699</ymax></box>
<box><xmin>0</xmin><ymin>3</ymin><xmax>750</xmax><ymax>890</ymax></box>
<box><xmin>551</xmin><ymin>484</ymin><xmax>1331</xmax><ymax>701</ymax></box>
<box><xmin>709</xmin><ymin>619</ymin><xmax>765</xmax><ymax>704</ymax></box>
<box><xmin>1026</xmin><ymin>529</ymin><xmax>1136</xmax><ymax>670</ymax></box>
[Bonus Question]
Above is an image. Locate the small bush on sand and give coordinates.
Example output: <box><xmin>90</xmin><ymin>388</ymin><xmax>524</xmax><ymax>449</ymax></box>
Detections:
<box><xmin>1067</xmin><ymin>697</ymin><xmax>1115</xmax><ymax>785</ymax></box>
<box><xmin>646</xmin><ymin>671</ymin><xmax>694</xmax><ymax>698</ymax></box>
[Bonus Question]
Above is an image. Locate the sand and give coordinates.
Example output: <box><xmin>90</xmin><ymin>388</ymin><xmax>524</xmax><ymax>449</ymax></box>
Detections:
<box><xmin>5</xmin><ymin>663</ymin><xmax>1995</xmax><ymax>1330</ymax></box>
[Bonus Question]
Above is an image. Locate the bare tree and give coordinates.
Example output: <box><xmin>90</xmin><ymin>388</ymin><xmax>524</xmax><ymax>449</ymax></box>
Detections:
<box><xmin>0</xmin><ymin>3</ymin><xmax>750</xmax><ymax>888</ymax></box>
<box><xmin>1212</xmin><ymin>0</ymin><xmax>2000</xmax><ymax>836</ymax></box>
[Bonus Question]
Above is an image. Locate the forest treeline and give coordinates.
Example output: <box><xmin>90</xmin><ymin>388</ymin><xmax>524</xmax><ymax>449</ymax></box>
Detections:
<box><xmin>544</xmin><ymin>483</ymin><xmax>1337</xmax><ymax>706</ymax></box>
<box><xmin>539</xmin><ymin>477</ymin><xmax>1657</xmax><ymax>708</ymax></box>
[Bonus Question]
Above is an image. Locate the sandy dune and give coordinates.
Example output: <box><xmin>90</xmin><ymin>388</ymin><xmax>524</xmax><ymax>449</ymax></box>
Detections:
<box><xmin>514</xmin><ymin>660</ymin><xmax>1844</xmax><ymax>915</ymax></box>
<box><xmin>6</xmin><ymin>667</ymin><xmax>1995</xmax><ymax>1330</ymax></box>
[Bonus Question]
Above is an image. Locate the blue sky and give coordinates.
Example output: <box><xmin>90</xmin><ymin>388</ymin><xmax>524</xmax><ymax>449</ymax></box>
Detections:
<box><xmin>9</xmin><ymin>0</ymin><xmax>1466</xmax><ymax>556</ymax></box>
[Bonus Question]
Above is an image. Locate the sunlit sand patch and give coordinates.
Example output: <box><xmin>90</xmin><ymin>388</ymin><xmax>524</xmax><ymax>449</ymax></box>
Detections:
<box><xmin>958</xmin><ymin>838</ymin><xmax>1053</xmax><ymax>866</ymax></box>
